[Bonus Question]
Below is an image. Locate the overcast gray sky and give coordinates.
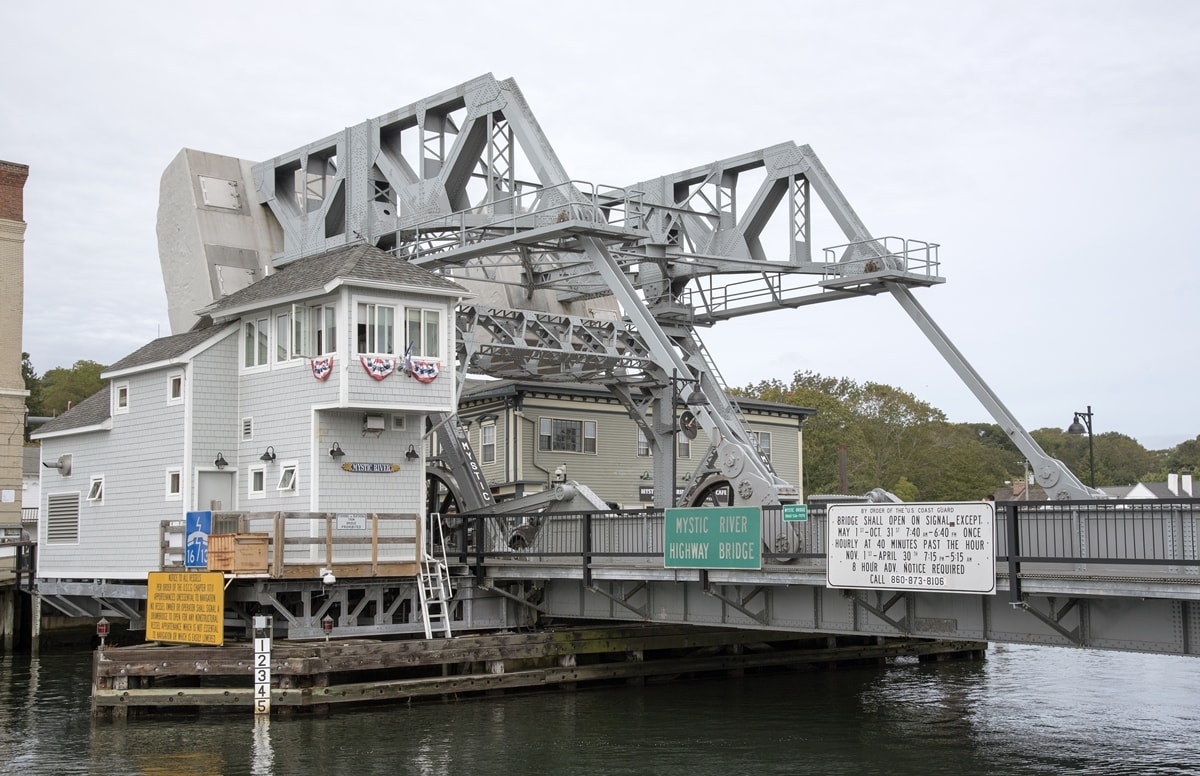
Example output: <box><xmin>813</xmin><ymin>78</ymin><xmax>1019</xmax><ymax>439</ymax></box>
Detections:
<box><xmin>4</xmin><ymin>1</ymin><xmax>1198</xmax><ymax>449</ymax></box>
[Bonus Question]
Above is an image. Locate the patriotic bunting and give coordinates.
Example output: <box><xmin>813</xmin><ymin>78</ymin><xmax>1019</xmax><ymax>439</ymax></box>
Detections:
<box><xmin>409</xmin><ymin>359</ymin><xmax>440</xmax><ymax>383</ymax></box>
<box><xmin>360</xmin><ymin>356</ymin><xmax>397</xmax><ymax>380</ymax></box>
<box><xmin>309</xmin><ymin>356</ymin><xmax>334</xmax><ymax>381</ymax></box>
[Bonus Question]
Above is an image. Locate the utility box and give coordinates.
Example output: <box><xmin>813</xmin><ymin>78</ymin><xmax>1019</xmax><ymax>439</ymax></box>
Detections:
<box><xmin>207</xmin><ymin>533</ymin><xmax>269</xmax><ymax>574</ymax></box>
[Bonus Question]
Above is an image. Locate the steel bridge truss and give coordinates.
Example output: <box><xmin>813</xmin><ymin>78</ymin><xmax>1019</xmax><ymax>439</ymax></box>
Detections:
<box><xmin>251</xmin><ymin>72</ymin><xmax>1096</xmax><ymax>504</ymax></box>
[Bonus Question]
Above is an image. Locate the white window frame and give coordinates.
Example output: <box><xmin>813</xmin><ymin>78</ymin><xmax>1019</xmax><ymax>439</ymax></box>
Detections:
<box><xmin>481</xmin><ymin>422</ymin><xmax>496</xmax><ymax>464</ymax></box>
<box><xmin>167</xmin><ymin>372</ymin><xmax>184</xmax><ymax>404</ymax></box>
<box><xmin>275</xmin><ymin>312</ymin><xmax>291</xmax><ymax>362</ymax></box>
<box><xmin>637</xmin><ymin>428</ymin><xmax>651</xmax><ymax>457</ymax></box>
<box><xmin>678</xmin><ymin>435</ymin><xmax>691</xmax><ymax>459</ymax></box>
<box><xmin>248</xmin><ymin>466</ymin><xmax>266</xmax><ymax>499</ymax></box>
<box><xmin>356</xmin><ymin>301</ymin><xmax>398</xmax><ymax>356</ymax></box>
<box><xmin>243</xmin><ymin>315</ymin><xmax>271</xmax><ymax>370</ymax></box>
<box><xmin>405</xmin><ymin>307</ymin><xmax>441</xmax><ymax>359</ymax></box>
<box><xmin>293</xmin><ymin>302</ymin><xmax>337</xmax><ymax>357</ymax></box>
<box><xmin>538</xmin><ymin>417</ymin><xmax>597</xmax><ymax>454</ymax></box>
<box><xmin>87</xmin><ymin>475</ymin><xmax>105</xmax><ymax>504</ymax></box>
<box><xmin>753</xmin><ymin>431</ymin><xmax>772</xmax><ymax>462</ymax></box>
<box><xmin>277</xmin><ymin>463</ymin><xmax>298</xmax><ymax>494</ymax></box>
<box><xmin>165</xmin><ymin>468</ymin><xmax>183</xmax><ymax>500</ymax></box>
<box><xmin>114</xmin><ymin>383</ymin><xmax>130</xmax><ymax>414</ymax></box>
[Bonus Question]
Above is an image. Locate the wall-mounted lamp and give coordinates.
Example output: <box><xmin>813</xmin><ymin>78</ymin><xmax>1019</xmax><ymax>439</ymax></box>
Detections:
<box><xmin>640</xmin><ymin>471</ymin><xmax>652</xmax><ymax>480</ymax></box>
<box><xmin>260</xmin><ymin>446</ymin><xmax>276</xmax><ymax>463</ymax></box>
<box><xmin>328</xmin><ymin>442</ymin><xmax>346</xmax><ymax>460</ymax></box>
<box><xmin>214</xmin><ymin>452</ymin><xmax>229</xmax><ymax>469</ymax></box>
<box><xmin>42</xmin><ymin>454</ymin><xmax>71</xmax><ymax>476</ymax></box>
<box><xmin>405</xmin><ymin>444</ymin><xmax>420</xmax><ymax>461</ymax></box>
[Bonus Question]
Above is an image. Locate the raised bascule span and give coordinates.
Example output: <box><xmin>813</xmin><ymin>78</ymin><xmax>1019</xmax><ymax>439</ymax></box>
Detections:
<box><xmin>158</xmin><ymin>72</ymin><xmax>1099</xmax><ymax>509</ymax></box>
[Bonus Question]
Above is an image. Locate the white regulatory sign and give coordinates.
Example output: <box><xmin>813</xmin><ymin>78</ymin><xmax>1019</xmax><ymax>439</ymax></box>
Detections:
<box><xmin>827</xmin><ymin>501</ymin><xmax>996</xmax><ymax>594</ymax></box>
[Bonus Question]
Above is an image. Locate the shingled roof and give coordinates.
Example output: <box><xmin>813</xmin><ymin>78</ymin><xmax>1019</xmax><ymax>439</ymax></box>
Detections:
<box><xmin>201</xmin><ymin>242</ymin><xmax>467</xmax><ymax>318</ymax></box>
<box><xmin>105</xmin><ymin>323</ymin><xmax>232</xmax><ymax>374</ymax></box>
<box><xmin>32</xmin><ymin>384</ymin><xmax>112</xmax><ymax>437</ymax></box>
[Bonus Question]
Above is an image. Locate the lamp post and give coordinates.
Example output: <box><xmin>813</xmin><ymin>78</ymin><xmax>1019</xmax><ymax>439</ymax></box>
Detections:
<box><xmin>1066</xmin><ymin>405</ymin><xmax>1095</xmax><ymax>488</ymax></box>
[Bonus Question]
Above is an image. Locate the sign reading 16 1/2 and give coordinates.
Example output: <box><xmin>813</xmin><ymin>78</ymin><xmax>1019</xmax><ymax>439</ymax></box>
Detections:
<box><xmin>826</xmin><ymin>502</ymin><xmax>995</xmax><ymax>594</ymax></box>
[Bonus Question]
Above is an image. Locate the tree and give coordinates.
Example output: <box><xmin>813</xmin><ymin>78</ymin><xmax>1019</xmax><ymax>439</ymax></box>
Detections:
<box><xmin>39</xmin><ymin>360</ymin><xmax>107</xmax><ymax>417</ymax></box>
<box><xmin>22</xmin><ymin>352</ymin><xmax>44</xmax><ymax>418</ymax></box>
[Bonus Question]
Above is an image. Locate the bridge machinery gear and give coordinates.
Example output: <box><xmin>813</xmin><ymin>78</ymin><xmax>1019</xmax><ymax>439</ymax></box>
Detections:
<box><xmin>172</xmin><ymin>72</ymin><xmax>1099</xmax><ymax>509</ymax></box>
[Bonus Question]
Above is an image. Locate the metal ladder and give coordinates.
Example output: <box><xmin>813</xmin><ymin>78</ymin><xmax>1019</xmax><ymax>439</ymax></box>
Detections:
<box><xmin>417</xmin><ymin>513</ymin><xmax>455</xmax><ymax>639</ymax></box>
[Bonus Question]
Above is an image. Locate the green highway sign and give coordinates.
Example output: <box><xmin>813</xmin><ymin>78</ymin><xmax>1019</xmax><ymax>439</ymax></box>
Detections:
<box><xmin>664</xmin><ymin>506</ymin><xmax>762</xmax><ymax>569</ymax></box>
<box><xmin>783</xmin><ymin>504</ymin><xmax>808</xmax><ymax>522</ymax></box>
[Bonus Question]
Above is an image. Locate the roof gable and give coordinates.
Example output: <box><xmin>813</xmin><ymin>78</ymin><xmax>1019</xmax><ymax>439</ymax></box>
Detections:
<box><xmin>201</xmin><ymin>242</ymin><xmax>467</xmax><ymax>319</ymax></box>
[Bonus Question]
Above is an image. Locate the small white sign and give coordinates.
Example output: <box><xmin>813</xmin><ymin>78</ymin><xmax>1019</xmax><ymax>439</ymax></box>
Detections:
<box><xmin>827</xmin><ymin>501</ymin><xmax>995</xmax><ymax>594</ymax></box>
<box><xmin>336</xmin><ymin>513</ymin><xmax>368</xmax><ymax>530</ymax></box>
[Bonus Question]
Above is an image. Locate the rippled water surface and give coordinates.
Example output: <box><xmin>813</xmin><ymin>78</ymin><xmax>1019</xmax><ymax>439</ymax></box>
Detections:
<box><xmin>2</xmin><ymin>644</ymin><xmax>1198</xmax><ymax>775</ymax></box>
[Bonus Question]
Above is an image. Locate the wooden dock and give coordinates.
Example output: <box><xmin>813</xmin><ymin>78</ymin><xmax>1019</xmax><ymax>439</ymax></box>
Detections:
<box><xmin>92</xmin><ymin>624</ymin><xmax>986</xmax><ymax>717</ymax></box>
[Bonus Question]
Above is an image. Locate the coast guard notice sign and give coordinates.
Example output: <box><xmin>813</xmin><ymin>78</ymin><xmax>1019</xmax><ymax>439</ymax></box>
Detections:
<box><xmin>146</xmin><ymin>571</ymin><xmax>226</xmax><ymax>645</ymax></box>
<box><xmin>827</xmin><ymin>501</ymin><xmax>995</xmax><ymax>594</ymax></box>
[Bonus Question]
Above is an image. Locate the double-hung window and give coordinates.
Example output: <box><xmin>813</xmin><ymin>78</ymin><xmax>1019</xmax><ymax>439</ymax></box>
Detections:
<box><xmin>405</xmin><ymin>308</ymin><xmax>441</xmax><ymax>358</ymax></box>
<box><xmin>293</xmin><ymin>303</ymin><xmax>337</xmax><ymax>357</ymax></box>
<box><xmin>357</xmin><ymin>302</ymin><xmax>397</xmax><ymax>355</ymax></box>
<box><xmin>243</xmin><ymin>316</ymin><xmax>270</xmax><ymax>368</ymax></box>
<box><xmin>539</xmin><ymin>418</ymin><xmax>597</xmax><ymax>454</ymax></box>
<box><xmin>481</xmin><ymin>423</ymin><xmax>496</xmax><ymax>464</ymax></box>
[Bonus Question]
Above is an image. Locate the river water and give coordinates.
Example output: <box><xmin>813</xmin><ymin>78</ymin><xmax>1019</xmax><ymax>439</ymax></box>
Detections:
<box><xmin>2</xmin><ymin>643</ymin><xmax>1198</xmax><ymax>776</ymax></box>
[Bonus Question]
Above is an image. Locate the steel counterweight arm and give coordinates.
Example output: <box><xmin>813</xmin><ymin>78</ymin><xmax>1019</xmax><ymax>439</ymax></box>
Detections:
<box><xmin>886</xmin><ymin>282</ymin><xmax>1102</xmax><ymax>500</ymax></box>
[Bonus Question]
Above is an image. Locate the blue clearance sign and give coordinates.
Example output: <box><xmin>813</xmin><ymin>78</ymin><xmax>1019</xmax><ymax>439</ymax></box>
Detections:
<box><xmin>663</xmin><ymin>506</ymin><xmax>762</xmax><ymax>569</ymax></box>
<box><xmin>184</xmin><ymin>511</ymin><xmax>212</xmax><ymax>569</ymax></box>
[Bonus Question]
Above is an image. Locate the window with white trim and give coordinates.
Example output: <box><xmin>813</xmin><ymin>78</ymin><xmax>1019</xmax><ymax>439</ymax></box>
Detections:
<box><xmin>405</xmin><ymin>308</ymin><xmax>441</xmax><ymax>358</ymax></box>
<box><xmin>481</xmin><ymin>423</ymin><xmax>496</xmax><ymax>464</ymax></box>
<box><xmin>637</xmin><ymin>429</ymin><xmax>651</xmax><ymax>457</ymax></box>
<box><xmin>539</xmin><ymin>418</ymin><xmax>597</xmax><ymax>454</ymax></box>
<box><xmin>278</xmin><ymin>464</ymin><xmax>298</xmax><ymax>493</ymax></box>
<box><xmin>114</xmin><ymin>383</ymin><xmax>130</xmax><ymax>414</ymax></box>
<box><xmin>752</xmin><ymin>431</ymin><xmax>772</xmax><ymax>462</ymax></box>
<box><xmin>275</xmin><ymin>312</ymin><xmax>290</xmax><ymax>362</ymax></box>
<box><xmin>356</xmin><ymin>302</ymin><xmax>397</xmax><ymax>355</ymax></box>
<box><xmin>166</xmin><ymin>468</ymin><xmax>182</xmax><ymax>500</ymax></box>
<box><xmin>678</xmin><ymin>435</ymin><xmax>690</xmax><ymax>459</ymax></box>
<box><xmin>293</xmin><ymin>303</ymin><xmax>336</xmax><ymax>357</ymax></box>
<box><xmin>248</xmin><ymin>466</ymin><xmax>266</xmax><ymax>499</ymax></box>
<box><xmin>87</xmin><ymin>475</ymin><xmax>104</xmax><ymax>503</ymax></box>
<box><xmin>168</xmin><ymin>372</ymin><xmax>183</xmax><ymax>404</ymax></box>
<box><xmin>243</xmin><ymin>316</ymin><xmax>271</xmax><ymax>368</ymax></box>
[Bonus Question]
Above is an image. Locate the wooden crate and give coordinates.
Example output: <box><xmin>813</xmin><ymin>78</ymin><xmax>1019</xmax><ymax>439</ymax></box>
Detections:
<box><xmin>207</xmin><ymin>533</ymin><xmax>269</xmax><ymax>574</ymax></box>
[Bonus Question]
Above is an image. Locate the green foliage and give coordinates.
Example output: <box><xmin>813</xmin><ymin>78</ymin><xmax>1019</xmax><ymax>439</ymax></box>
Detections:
<box><xmin>38</xmin><ymin>360</ymin><xmax>107</xmax><ymax>417</ymax></box>
<box><xmin>21</xmin><ymin>352</ymin><xmax>44</xmax><ymax>418</ymax></box>
<box><xmin>736</xmin><ymin>369</ymin><xmax>1185</xmax><ymax>501</ymax></box>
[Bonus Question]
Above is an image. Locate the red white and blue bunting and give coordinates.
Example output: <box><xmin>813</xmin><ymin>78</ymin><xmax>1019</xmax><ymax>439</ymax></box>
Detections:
<box><xmin>309</xmin><ymin>356</ymin><xmax>334</xmax><ymax>381</ymax></box>
<box><xmin>359</xmin><ymin>356</ymin><xmax>397</xmax><ymax>380</ymax></box>
<box><xmin>408</xmin><ymin>359</ymin><xmax>440</xmax><ymax>383</ymax></box>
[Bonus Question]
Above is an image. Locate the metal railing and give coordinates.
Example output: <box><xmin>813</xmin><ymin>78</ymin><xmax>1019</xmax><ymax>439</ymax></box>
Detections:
<box><xmin>444</xmin><ymin>499</ymin><xmax>1200</xmax><ymax>591</ymax></box>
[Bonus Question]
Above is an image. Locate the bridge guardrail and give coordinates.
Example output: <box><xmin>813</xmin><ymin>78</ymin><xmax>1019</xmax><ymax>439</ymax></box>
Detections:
<box><xmin>447</xmin><ymin>499</ymin><xmax>1200</xmax><ymax>589</ymax></box>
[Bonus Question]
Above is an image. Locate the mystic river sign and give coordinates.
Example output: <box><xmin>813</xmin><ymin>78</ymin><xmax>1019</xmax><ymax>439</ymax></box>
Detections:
<box><xmin>664</xmin><ymin>506</ymin><xmax>762</xmax><ymax>570</ymax></box>
<box><xmin>826</xmin><ymin>501</ymin><xmax>995</xmax><ymax>594</ymax></box>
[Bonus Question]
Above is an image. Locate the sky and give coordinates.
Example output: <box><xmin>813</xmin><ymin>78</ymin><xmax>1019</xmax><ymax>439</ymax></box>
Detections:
<box><xmin>4</xmin><ymin>1</ymin><xmax>1198</xmax><ymax>450</ymax></box>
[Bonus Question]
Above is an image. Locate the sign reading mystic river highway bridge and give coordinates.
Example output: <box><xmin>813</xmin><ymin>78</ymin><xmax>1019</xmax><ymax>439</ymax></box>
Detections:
<box><xmin>664</xmin><ymin>506</ymin><xmax>762</xmax><ymax>570</ymax></box>
<box><xmin>826</xmin><ymin>501</ymin><xmax>996</xmax><ymax>594</ymax></box>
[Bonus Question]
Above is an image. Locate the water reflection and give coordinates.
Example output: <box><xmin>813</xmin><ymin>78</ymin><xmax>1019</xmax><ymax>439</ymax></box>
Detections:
<box><xmin>3</xmin><ymin>645</ymin><xmax>1199</xmax><ymax>776</ymax></box>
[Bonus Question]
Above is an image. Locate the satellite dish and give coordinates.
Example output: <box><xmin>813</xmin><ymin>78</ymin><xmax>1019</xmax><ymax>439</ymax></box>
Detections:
<box><xmin>678</xmin><ymin>410</ymin><xmax>699</xmax><ymax>440</ymax></box>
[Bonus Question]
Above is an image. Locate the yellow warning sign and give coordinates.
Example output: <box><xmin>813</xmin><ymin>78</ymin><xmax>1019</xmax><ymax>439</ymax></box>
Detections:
<box><xmin>146</xmin><ymin>571</ymin><xmax>225</xmax><ymax>645</ymax></box>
